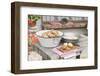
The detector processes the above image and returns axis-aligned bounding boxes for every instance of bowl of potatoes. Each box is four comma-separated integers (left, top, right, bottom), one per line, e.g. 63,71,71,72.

36,30,63,47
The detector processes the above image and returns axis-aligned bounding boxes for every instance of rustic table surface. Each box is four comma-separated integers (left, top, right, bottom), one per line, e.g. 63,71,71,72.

34,34,88,60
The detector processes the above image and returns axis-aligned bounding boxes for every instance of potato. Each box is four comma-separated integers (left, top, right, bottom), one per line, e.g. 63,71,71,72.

68,43,74,48
42,30,60,38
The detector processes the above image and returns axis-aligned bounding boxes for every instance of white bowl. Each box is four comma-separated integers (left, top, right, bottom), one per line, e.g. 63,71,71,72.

62,32,79,43
36,30,63,47
63,32,79,39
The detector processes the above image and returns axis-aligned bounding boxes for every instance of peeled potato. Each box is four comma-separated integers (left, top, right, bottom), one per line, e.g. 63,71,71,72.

68,43,73,48
42,30,60,38
51,31,59,36
63,43,68,46
59,42,75,53
42,33,48,38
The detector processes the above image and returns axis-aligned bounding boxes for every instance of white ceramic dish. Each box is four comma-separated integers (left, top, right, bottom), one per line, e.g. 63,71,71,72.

36,30,63,47
62,32,79,43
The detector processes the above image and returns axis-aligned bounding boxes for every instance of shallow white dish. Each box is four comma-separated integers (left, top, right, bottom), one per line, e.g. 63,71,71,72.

62,32,79,43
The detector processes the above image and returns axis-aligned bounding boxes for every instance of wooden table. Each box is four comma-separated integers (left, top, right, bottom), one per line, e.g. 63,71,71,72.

34,34,88,60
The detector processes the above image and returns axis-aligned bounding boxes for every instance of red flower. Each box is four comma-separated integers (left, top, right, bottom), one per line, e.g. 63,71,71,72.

28,19,36,27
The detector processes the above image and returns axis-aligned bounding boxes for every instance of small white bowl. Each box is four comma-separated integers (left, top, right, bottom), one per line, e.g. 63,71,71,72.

62,32,79,43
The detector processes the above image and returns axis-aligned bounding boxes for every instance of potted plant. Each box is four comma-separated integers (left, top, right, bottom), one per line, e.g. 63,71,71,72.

28,15,41,27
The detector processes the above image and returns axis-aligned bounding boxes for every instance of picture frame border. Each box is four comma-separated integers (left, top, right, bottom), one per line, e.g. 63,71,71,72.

11,1,98,74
